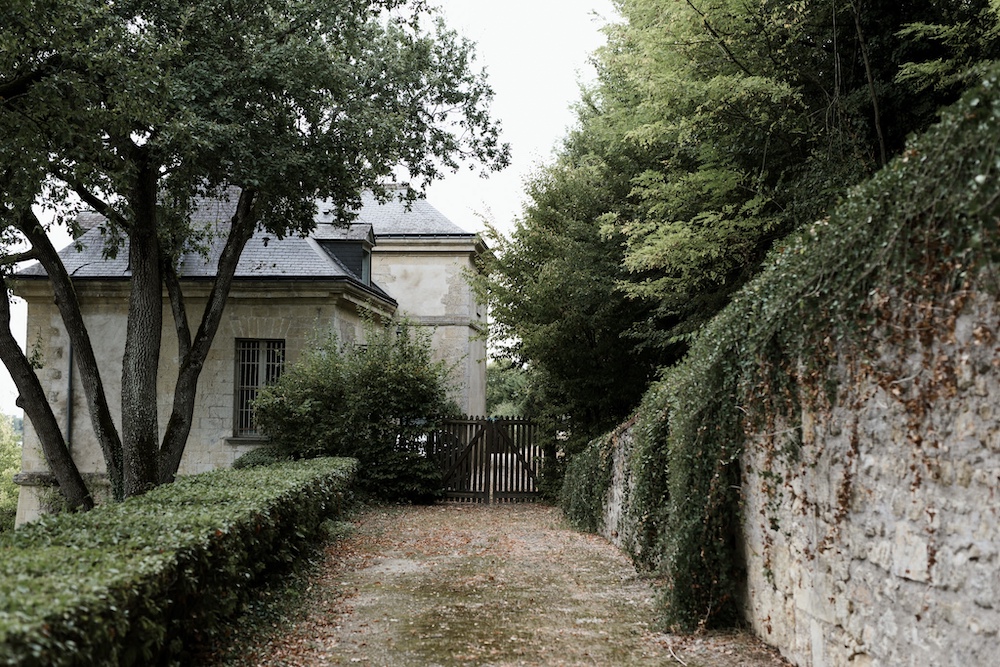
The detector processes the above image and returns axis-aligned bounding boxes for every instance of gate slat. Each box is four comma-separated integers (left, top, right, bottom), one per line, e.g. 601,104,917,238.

433,416,542,504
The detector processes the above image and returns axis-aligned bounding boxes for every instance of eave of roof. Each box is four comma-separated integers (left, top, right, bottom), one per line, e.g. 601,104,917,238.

16,190,476,286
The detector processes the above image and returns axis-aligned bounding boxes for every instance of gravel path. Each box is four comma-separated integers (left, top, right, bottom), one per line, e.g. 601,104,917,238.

210,503,791,667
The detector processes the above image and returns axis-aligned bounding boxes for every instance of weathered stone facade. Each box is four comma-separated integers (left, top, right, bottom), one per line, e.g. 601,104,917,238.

740,291,1000,666
14,280,386,524
371,235,487,416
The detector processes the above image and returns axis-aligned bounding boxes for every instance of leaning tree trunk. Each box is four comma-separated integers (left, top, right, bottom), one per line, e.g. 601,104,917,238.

120,163,163,497
16,210,125,500
158,188,258,484
0,276,93,511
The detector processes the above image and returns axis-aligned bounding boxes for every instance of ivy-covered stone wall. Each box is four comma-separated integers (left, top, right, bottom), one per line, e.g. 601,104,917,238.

579,290,999,665
561,66,1000,662
742,291,999,666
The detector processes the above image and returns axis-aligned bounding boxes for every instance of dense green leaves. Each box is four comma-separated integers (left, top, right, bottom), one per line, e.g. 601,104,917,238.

254,321,458,501
482,0,1000,479
485,359,530,417
1,0,509,229
0,458,356,666
478,144,678,452
603,0,1000,332
565,66,1000,629
0,416,19,533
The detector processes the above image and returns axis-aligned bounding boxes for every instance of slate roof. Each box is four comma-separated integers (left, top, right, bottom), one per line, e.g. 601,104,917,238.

18,192,472,298
341,191,473,237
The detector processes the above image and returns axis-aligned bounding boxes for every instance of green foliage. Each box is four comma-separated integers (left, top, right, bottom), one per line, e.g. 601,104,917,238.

603,0,1000,337
560,431,617,534
0,416,19,534
254,321,459,502
485,359,530,417
618,382,672,564
604,70,1000,629
231,445,293,470
481,1,1000,462
477,149,678,452
0,457,356,666
0,0,509,229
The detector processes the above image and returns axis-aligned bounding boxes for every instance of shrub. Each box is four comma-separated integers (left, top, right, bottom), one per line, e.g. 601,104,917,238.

232,444,293,469
0,416,21,534
0,457,356,666
560,433,616,534
254,320,459,501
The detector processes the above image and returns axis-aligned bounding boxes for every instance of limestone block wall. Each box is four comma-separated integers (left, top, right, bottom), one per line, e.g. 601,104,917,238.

15,281,380,524
372,238,487,415
741,292,999,666
372,248,478,320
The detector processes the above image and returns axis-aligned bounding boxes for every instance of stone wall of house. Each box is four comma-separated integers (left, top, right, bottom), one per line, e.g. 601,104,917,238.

372,238,487,415
15,282,377,524
595,291,999,666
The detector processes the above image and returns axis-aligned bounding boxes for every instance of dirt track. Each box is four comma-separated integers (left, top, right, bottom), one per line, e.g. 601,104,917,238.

209,504,791,667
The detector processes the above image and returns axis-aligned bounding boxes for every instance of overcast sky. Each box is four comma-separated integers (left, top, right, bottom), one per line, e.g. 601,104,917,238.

425,0,618,234
0,1,617,416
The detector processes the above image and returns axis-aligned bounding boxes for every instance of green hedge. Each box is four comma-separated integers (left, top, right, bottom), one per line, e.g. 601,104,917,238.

0,457,356,666
560,431,617,534
561,66,1000,629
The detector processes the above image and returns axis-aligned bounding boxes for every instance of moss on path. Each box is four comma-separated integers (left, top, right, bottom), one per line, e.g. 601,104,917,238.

207,504,790,666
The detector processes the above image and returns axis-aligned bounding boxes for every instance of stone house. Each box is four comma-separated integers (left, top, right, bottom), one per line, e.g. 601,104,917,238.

13,192,487,524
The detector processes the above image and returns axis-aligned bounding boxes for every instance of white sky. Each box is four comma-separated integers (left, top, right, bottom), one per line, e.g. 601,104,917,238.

425,0,617,233
0,0,617,416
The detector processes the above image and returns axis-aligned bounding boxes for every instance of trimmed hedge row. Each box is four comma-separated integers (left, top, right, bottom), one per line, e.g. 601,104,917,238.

0,457,356,666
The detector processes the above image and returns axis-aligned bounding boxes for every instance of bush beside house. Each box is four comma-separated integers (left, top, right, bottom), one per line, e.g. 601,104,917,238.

254,321,459,502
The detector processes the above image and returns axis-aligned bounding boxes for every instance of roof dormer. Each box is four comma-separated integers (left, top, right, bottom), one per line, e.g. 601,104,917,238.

314,222,375,286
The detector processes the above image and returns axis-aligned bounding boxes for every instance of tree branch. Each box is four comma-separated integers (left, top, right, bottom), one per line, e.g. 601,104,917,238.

850,0,887,167
158,187,259,482
0,272,94,511
67,178,129,229
0,249,38,266
16,207,125,498
0,55,63,102
685,0,755,78
162,254,193,361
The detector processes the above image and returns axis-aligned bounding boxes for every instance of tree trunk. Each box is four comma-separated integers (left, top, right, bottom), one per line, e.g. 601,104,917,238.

158,188,258,483
16,211,125,500
121,162,163,497
851,0,887,167
0,276,93,511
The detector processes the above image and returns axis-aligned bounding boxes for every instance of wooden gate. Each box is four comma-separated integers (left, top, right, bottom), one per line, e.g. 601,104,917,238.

428,417,542,503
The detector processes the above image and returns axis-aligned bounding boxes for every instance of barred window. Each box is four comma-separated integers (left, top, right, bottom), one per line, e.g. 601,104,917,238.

234,339,285,437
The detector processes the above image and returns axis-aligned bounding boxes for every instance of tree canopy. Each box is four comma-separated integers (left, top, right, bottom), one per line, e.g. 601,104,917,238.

0,0,508,507
481,0,1000,444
